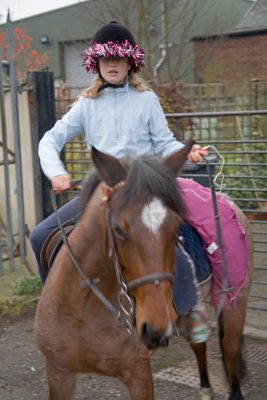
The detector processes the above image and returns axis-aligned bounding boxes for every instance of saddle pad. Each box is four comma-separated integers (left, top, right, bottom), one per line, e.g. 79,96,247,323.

177,177,249,309
179,223,211,283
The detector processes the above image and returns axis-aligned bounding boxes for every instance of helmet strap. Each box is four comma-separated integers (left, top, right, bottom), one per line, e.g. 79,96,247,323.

98,76,128,93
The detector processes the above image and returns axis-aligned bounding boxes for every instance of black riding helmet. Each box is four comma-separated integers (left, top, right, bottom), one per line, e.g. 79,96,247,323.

82,21,145,74
94,21,136,45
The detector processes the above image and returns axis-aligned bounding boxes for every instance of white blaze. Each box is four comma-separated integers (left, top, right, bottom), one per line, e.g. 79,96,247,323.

141,198,167,234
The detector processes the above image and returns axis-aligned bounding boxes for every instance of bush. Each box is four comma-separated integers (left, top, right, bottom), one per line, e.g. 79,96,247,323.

13,276,42,296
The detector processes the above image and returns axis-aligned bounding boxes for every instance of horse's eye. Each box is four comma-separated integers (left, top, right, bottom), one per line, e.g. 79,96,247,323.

113,224,125,239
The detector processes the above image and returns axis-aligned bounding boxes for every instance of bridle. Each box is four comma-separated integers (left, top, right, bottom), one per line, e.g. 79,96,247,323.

50,182,174,333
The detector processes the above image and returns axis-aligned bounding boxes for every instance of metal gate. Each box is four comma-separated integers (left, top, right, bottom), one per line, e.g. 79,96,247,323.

0,11,56,275
173,109,267,327
54,84,267,325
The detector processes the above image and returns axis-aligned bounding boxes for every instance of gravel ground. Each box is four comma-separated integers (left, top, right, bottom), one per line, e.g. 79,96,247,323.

1,308,267,400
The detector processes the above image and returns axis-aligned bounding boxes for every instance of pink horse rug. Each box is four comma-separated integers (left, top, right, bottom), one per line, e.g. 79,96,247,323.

177,177,249,310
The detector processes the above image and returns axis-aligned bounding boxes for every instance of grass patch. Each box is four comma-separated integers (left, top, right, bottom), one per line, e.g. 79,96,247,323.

13,276,42,296
0,261,41,319
0,295,39,319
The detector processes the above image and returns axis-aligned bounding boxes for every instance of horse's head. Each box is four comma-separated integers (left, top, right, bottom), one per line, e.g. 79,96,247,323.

91,142,193,350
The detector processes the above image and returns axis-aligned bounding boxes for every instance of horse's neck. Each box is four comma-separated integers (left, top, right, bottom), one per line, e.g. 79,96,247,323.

54,198,116,295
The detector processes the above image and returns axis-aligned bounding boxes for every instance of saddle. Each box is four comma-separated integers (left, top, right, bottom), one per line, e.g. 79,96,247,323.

40,219,76,277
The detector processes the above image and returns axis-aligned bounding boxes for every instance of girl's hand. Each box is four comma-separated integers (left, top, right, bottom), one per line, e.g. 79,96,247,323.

51,174,71,193
188,145,208,163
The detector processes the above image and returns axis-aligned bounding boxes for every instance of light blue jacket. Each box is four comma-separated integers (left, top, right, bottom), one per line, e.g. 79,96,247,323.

39,83,184,179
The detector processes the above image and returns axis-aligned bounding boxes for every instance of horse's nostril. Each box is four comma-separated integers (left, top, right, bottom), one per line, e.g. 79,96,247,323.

140,321,175,350
141,323,162,349
140,322,149,339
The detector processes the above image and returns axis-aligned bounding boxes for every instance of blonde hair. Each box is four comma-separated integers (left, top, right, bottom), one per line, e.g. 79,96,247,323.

77,71,151,100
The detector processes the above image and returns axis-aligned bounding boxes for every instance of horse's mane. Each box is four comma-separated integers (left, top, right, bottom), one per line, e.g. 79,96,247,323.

81,156,185,216
119,157,185,214
80,170,101,212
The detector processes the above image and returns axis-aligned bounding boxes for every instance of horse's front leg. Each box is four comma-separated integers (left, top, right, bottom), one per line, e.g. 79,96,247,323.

190,341,214,400
121,356,154,400
46,360,76,400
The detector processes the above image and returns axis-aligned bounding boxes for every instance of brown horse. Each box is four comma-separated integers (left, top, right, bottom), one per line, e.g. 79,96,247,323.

180,193,254,400
34,142,193,400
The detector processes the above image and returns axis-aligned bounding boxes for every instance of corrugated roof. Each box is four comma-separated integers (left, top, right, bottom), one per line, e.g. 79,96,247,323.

236,0,267,30
192,0,267,40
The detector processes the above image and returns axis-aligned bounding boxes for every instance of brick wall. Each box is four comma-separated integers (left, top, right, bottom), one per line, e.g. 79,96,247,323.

193,32,267,83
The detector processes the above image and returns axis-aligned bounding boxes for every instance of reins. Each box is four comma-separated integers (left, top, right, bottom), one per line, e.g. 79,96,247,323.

50,182,174,334
205,156,232,315
50,189,134,333
50,152,229,332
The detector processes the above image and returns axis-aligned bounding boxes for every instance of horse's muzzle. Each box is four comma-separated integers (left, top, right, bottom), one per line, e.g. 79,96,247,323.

140,321,176,350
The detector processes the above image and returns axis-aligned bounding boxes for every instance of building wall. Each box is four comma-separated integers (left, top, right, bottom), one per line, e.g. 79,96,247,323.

1,2,97,79
193,32,267,83
1,0,253,84
157,0,252,82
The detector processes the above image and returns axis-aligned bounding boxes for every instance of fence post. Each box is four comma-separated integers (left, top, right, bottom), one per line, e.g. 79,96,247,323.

6,11,26,263
27,71,56,221
0,56,15,273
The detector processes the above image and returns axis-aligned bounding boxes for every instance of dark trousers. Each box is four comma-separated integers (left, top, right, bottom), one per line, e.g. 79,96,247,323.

29,196,81,284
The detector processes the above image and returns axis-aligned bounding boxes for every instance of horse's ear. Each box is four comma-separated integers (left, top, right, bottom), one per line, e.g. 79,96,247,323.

163,140,195,176
91,146,126,187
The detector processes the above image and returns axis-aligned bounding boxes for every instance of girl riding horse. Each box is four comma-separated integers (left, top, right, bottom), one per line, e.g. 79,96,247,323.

30,21,208,285
31,20,251,400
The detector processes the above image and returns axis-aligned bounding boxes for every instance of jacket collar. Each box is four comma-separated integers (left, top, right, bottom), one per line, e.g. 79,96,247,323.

100,81,129,94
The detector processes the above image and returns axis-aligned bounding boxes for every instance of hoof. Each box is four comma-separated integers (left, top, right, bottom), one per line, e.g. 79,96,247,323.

199,387,214,400
229,393,245,400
